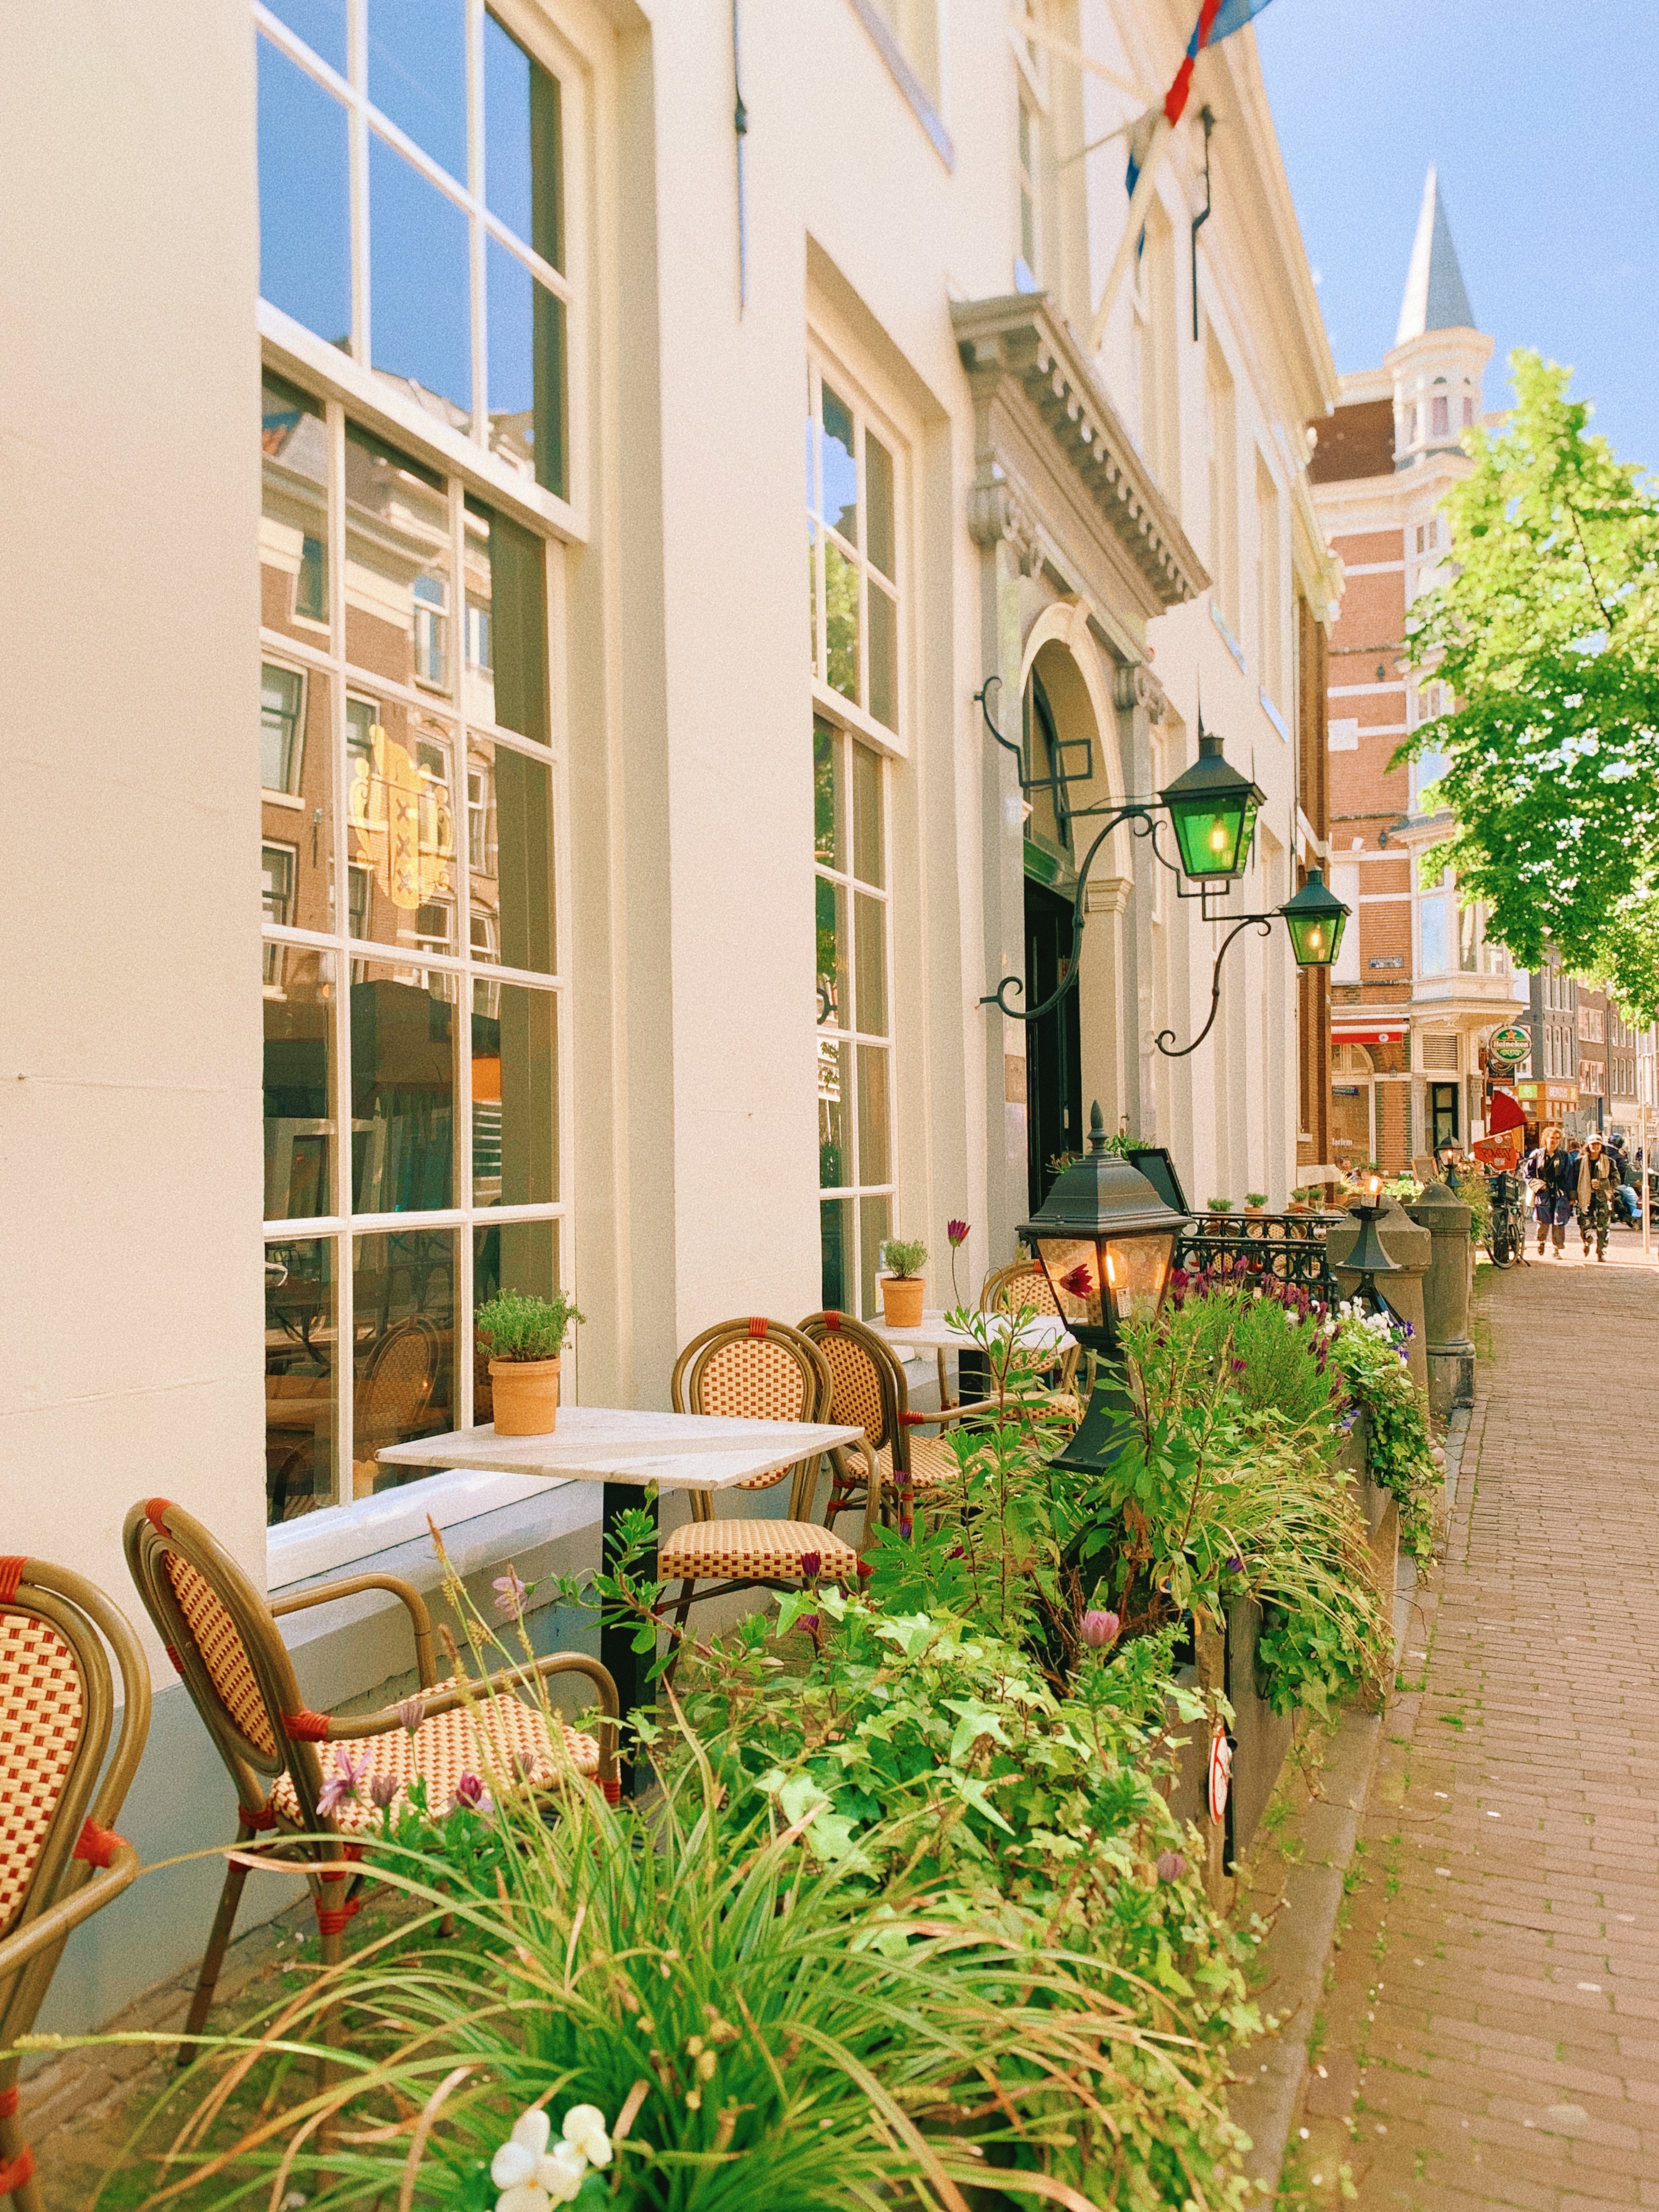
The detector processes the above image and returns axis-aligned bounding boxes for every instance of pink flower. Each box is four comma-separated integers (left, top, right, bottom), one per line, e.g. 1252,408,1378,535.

397,1695,426,1734
493,1567,529,1620
370,1771,398,1811
449,1773,493,1816
1081,1609,1120,1649
1059,1263,1094,1302
1156,1849,1187,1884
317,1748,364,1819
946,1219,970,1248
799,1551,822,1581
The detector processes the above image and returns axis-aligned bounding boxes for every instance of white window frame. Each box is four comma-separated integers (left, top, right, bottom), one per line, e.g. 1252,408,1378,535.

253,0,589,539
806,351,908,755
261,351,574,1528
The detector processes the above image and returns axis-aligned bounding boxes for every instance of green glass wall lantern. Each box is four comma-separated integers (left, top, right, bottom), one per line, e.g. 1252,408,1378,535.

1278,868,1348,969
1158,731,1266,883
1018,1103,1190,1473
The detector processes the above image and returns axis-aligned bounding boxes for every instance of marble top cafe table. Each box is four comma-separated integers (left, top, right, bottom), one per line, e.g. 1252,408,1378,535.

378,1404,865,1792
864,1307,1075,1404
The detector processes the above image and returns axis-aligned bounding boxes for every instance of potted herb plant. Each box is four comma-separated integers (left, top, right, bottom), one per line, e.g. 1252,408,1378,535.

878,1238,928,1329
476,1289,584,1436
1205,1197,1234,1232
1244,1191,1268,1216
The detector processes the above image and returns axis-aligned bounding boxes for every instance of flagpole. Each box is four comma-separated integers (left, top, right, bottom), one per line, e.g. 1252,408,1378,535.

1088,118,1171,353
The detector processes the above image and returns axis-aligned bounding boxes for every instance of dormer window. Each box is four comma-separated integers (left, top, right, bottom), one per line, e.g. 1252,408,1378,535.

1430,391,1449,439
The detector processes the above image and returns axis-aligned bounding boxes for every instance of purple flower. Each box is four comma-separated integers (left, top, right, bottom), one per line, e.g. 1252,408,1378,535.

1226,1555,1243,1575
1059,1263,1094,1301
397,1695,426,1734
799,1614,821,1637
946,1218,970,1248
1081,1609,1120,1649
1232,1358,1248,1373
370,1771,398,1811
493,1567,529,1621
449,1772,493,1817
799,1551,822,1581
317,1748,364,1819
1156,1850,1187,1884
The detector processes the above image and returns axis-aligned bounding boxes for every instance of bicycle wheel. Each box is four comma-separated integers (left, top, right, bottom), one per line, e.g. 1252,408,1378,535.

1489,1212,1520,1268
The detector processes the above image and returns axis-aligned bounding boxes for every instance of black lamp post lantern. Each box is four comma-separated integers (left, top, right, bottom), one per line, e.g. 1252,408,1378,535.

975,679,1348,1054
1342,1177,1406,1324
1019,1102,1190,1474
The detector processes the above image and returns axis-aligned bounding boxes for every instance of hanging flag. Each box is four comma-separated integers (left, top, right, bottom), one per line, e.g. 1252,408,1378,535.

1126,0,1276,194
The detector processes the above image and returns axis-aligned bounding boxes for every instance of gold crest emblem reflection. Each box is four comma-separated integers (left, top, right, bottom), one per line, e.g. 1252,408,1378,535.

348,723,454,912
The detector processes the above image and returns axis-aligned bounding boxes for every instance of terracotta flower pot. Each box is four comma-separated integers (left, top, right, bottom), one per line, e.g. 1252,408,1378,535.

880,1275,925,1329
489,1354,561,1436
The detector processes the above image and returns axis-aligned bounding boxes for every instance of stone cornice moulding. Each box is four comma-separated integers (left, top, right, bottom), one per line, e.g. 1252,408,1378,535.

952,292,1208,616
1113,662,1169,723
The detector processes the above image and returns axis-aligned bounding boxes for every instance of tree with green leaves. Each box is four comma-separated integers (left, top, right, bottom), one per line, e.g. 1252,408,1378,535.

1398,350,1659,1020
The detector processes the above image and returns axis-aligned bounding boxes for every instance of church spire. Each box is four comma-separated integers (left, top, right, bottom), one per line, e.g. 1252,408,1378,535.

1395,166,1476,345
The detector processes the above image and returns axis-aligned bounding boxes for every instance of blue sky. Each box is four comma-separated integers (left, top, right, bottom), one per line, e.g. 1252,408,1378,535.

1255,0,1659,473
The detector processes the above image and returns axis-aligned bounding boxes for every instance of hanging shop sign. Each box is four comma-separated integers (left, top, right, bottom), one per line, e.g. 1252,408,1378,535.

1488,1024,1532,1065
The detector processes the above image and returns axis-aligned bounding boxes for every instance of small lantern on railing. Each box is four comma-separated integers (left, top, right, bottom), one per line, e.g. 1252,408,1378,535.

1018,1102,1189,1472
1343,1175,1406,1324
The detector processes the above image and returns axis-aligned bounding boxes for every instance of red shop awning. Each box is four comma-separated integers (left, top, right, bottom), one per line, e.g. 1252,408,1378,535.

1332,1024,1406,1043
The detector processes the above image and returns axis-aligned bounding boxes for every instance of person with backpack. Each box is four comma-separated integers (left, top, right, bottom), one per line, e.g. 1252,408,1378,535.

1576,1131,1622,1262
1524,1125,1575,1258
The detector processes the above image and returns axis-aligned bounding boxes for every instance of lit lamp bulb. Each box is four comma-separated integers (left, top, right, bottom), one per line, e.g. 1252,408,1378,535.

1208,821,1228,854
1367,1173,1382,1197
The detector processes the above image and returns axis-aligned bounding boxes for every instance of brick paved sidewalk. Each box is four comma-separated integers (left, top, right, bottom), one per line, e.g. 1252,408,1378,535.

1284,1240,1659,2209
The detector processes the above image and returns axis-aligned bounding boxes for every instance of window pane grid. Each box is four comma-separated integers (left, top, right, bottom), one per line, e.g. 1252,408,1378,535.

255,0,571,499
814,716,894,1314
806,361,900,737
264,366,565,1525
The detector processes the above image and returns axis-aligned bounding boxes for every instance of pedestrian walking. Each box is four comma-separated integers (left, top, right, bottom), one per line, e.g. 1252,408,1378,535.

1524,1125,1575,1257
1577,1131,1621,1261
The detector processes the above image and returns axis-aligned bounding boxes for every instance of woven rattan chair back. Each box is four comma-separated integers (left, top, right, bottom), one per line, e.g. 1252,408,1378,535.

124,1499,329,1823
0,1558,150,2205
670,1319,834,1521
980,1260,1063,1319
797,1311,900,1452
357,1315,441,1448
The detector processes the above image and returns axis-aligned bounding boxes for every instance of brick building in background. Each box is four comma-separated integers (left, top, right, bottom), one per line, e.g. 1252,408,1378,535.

1307,169,1528,1173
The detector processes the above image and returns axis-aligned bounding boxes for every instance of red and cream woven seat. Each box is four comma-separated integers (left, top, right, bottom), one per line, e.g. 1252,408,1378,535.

799,1311,997,1538
0,1557,150,2212
658,1319,875,1652
124,1499,617,2058
980,1261,1082,1395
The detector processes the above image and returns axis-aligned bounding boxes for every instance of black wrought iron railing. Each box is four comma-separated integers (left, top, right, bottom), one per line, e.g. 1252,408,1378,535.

1173,1211,1341,1301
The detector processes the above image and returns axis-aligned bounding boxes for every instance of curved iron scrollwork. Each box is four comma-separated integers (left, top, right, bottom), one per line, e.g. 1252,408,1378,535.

1154,915,1275,1060
979,810,1159,1023
1175,1212,1339,1301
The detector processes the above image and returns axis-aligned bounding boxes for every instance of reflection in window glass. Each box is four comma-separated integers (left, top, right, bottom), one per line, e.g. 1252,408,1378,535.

368,135,472,419
816,877,846,1029
266,1238,337,1523
858,1194,890,1325
352,1229,456,1494
854,893,886,1036
473,1217,557,1424
368,0,468,180
823,540,859,703
820,386,857,543
812,718,844,867
481,743,556,973
262,665,306,794
261,374,330,645
263,844,296,936
817,1036,847,1191
484,11,562,267
472,980,556,1205
486,237,567,497
351,966,456,1212
265,949,336,1220
257,38,351,348
1419,894,1449,977
346,702,458,956
464,497,549,741
857,1047,891,1185
867,585,897,732
345,422,452,688
866,433,895,579
852,743,884,889
820,1198,851,1311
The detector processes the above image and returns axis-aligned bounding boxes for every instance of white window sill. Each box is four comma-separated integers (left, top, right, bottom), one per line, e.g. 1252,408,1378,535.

267,1464,593,1592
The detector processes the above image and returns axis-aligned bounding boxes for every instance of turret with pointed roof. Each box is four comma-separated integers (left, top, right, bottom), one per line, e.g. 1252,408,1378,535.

1396,166,1476,344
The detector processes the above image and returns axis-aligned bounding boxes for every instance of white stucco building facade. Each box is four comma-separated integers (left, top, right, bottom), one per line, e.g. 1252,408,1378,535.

2,0,1338,2029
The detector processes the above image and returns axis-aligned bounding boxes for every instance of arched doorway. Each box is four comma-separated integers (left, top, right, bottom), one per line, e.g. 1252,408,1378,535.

1023,665,1082,1212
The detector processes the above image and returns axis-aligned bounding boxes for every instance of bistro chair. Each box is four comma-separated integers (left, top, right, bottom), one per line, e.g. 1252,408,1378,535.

0,1558,151,2211
799,1310,1001,1538
123,1499,617,2057
980,1260,1082,1396
658,1318,877,1643
351,1314,444,1498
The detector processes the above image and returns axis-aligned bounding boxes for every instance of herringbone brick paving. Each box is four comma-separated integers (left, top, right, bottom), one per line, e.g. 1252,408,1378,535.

1288,1240,1659,2208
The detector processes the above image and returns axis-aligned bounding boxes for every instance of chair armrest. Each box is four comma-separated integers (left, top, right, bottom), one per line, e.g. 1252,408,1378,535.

270,1572,437,1688
318,1654,620,1799
0,1846,139,1979
915,1396,1003,1427
840,1437,879,1547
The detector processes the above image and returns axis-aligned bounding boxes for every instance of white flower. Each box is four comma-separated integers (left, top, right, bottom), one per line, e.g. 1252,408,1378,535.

541,2142,589,2204
492,2109,551,2190
495,2190,550,2212
562,2105,613,2168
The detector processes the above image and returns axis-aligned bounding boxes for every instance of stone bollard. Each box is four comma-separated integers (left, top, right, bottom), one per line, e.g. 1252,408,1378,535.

1325,1195,1431,1396
1404,1180,1476,1415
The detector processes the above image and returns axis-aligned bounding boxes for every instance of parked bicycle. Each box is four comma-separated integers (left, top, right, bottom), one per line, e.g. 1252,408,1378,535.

1485,1167,1526,1268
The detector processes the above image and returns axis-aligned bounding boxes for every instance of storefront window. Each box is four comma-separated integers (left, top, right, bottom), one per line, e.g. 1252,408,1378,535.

261,363,566,1525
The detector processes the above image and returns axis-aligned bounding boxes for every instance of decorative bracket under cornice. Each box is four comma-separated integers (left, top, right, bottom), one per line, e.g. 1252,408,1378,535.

952,292,1208,614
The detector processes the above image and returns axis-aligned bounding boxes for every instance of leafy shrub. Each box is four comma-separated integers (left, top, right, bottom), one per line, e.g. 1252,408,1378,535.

879,1236,927,1278
475,1288,584,1361
1328,1306,1441,1563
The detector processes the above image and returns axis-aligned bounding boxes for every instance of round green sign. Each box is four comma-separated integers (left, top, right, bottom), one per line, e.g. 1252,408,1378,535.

1488,1024,1531,1064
